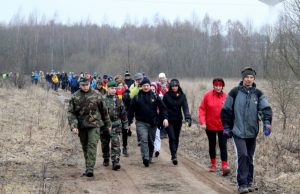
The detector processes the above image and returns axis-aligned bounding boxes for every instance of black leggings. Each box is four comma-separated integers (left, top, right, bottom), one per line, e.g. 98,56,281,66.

205,130,227,161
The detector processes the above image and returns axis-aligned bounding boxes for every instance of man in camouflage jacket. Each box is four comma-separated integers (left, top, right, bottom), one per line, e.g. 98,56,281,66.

103,81,129,170
68,77,111,177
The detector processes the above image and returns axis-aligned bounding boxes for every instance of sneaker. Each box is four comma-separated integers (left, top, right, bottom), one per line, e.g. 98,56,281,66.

103,158,109,167
238,186,249,194
247,183,256,192
86,169,94,177
112,160,121,171
172,158,178,165
123,147,129,157
209,165,216,172
143,159,149,167
222,166,231,176
155,151,160,157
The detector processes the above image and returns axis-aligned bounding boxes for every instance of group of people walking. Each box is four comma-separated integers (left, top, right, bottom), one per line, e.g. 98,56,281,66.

67,67,272,194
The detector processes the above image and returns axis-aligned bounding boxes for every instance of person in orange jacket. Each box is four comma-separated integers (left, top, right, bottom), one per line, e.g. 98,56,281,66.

198,78,230,176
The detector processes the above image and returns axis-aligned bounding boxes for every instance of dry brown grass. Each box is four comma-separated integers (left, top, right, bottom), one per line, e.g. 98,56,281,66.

178,78,300,193
0,85,79,194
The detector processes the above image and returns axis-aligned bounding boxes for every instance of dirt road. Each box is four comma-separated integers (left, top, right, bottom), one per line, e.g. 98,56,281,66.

57,134,235,194
54,92,235,194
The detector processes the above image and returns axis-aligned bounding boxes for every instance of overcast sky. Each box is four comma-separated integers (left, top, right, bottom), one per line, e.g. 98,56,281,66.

1,0,284,28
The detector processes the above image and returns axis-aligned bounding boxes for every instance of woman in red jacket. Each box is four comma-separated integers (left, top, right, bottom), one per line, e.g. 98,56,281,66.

198,78,230,176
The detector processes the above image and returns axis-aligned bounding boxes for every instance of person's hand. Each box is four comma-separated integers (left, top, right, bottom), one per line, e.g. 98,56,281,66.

163,119,169,128
127,127,132,136
72,128,79,135
200,124,206,130
223,128,232,139
263,124,272,136
186,119,192,127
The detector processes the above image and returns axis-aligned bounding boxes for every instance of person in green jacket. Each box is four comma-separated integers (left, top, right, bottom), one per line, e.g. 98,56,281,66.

68,77,111,177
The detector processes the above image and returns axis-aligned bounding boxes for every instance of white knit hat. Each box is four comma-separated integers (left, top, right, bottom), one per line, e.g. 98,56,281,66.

158,72,166,78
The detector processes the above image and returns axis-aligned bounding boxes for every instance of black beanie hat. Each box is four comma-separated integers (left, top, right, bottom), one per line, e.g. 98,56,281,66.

169,79,180,87
140,77,151,85
241,67,256,79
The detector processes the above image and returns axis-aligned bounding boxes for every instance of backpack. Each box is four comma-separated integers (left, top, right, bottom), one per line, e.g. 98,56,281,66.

52,75,59,84
230,86,262,106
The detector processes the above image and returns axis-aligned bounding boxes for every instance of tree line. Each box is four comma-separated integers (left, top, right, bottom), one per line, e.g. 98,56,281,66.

0,1,299,80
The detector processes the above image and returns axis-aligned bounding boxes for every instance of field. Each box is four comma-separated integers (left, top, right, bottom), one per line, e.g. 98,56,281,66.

0,78,299,193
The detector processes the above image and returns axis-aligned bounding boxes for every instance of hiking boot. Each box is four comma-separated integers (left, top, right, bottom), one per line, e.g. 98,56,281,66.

86,169,94,177
238,186,249,194
112,160,121,171
155,151,160,157
103,158,109,167
222,166,231,176
81,170,88,177
172,157,178,165
247,183,256,192
221,161,230,176
143,159,149,167
209,159,216,172
122,147,129,157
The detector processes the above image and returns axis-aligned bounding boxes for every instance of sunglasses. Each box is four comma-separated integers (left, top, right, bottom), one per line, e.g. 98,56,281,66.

80,83,89,86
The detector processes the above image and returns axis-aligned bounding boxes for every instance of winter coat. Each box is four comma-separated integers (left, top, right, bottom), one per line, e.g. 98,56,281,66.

221,82,272,138
163,88,191,122
68,89,111,130
199,90,227,130
128,90,168,127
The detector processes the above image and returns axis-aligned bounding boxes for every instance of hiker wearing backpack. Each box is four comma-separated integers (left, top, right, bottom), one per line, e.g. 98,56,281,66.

128,77,168,167
221,67,272,194
163,79,192,165
51,73,60,91
68,77,111,177
102,81,129,170
199,78,230,176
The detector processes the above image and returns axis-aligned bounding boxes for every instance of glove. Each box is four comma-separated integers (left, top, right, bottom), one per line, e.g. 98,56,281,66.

263,123,272,136
127,128,132,136
200,124,206,130
186,119,192,127
223,128,233,139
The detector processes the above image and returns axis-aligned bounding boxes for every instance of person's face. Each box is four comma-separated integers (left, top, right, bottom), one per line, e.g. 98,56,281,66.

108,87,116,95
117,83,123,89
142,83,151,92
243,75,255,87
125,75,130,79
150,86,156,93
80,82,90,92
96,82,102,89
171,85,179,92
135,78,142,85
213,85,223,93
159,77,166,82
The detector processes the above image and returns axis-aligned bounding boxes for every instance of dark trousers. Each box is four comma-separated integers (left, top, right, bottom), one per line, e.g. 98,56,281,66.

205,130,228,161
122,128,128,148
165,120,182,159
233,136,256,187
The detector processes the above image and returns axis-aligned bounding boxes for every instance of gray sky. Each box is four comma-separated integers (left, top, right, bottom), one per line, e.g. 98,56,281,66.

1,0,284,28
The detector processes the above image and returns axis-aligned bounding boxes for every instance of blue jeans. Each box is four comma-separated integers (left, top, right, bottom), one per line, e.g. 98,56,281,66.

136,121,156,161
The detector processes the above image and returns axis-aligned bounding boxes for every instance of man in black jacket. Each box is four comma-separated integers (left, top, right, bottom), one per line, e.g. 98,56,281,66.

128,77,169,167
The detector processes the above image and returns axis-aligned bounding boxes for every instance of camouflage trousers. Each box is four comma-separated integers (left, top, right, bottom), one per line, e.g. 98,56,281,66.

79,128,100,170
100,126,121,162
